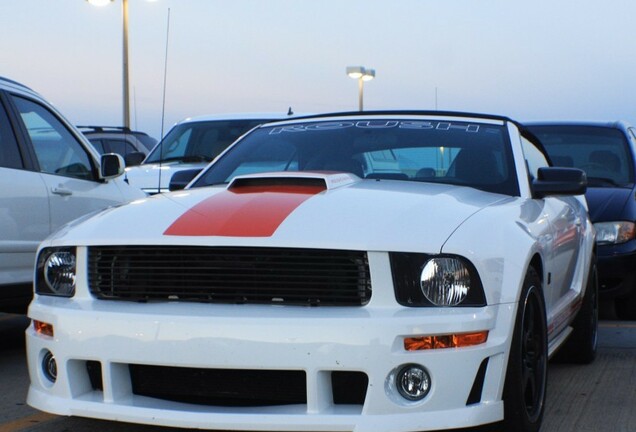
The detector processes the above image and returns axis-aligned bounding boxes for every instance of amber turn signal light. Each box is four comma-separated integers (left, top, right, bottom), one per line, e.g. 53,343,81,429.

404,331,488,351
33,320,54,337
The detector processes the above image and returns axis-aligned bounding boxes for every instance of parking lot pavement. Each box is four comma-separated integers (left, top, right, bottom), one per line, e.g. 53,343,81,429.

1,314,635,432
543,321,636,432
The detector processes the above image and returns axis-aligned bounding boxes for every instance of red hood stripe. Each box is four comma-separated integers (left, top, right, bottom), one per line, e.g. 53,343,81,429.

164,185,325,237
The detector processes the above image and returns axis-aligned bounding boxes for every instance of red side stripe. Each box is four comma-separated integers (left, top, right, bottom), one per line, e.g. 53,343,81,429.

164,185,325,237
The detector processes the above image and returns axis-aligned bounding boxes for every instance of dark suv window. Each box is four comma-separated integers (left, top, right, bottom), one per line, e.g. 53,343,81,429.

528,125,635,187
89,138,137,156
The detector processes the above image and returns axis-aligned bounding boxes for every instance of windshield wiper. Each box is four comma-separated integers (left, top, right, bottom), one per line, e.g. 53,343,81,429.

147,155,213,164
180,155,213,163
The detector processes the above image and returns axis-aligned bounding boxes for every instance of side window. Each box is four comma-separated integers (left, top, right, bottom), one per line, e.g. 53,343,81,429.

88,138,106,153
520,137,549,180
103,138,136,156
11,95,95,181
0,99,23,169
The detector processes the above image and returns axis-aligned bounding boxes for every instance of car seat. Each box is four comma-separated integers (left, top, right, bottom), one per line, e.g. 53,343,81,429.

452,148,501,184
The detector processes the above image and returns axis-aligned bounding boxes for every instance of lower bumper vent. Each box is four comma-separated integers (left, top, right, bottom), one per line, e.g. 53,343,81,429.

129,365,307,406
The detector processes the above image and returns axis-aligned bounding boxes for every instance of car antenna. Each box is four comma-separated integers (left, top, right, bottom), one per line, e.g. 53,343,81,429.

158,7,171,195
287,107,294,116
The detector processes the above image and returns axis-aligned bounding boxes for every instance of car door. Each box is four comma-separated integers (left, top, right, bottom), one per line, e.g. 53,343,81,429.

521,137,583,311
8,94,128,232
0,95,50,287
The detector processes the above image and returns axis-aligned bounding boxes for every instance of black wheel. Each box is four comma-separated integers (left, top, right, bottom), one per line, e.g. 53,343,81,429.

553,259,598,364
502,267,548,432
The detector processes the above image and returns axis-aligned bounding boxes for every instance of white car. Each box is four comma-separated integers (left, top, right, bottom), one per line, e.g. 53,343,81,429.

26,112,597,432
0,77,146,313
125,113,293,194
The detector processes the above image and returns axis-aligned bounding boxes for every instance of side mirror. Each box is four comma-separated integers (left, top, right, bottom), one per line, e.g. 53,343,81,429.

124,152,146,167
169,168,203,191
100,153,125,180
532,167,587,199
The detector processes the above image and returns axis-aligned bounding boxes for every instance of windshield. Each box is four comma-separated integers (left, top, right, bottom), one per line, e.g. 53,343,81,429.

191,118,519,196
144,119,269,164
528,125,635,187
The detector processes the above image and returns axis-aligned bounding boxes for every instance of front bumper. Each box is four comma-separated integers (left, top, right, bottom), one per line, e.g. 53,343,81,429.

27,299,514,432
597,240,636,299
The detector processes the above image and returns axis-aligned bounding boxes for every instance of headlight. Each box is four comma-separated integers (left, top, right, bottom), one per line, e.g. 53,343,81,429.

36,247,77,297
390,253,486,307
594,221,635,245
420,258,470,306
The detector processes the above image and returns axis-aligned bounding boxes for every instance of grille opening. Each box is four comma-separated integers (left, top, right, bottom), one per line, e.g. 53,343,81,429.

88,246,371,306
86,361,103,391
129,365,307,407
466,358,489,405
331,371,368,405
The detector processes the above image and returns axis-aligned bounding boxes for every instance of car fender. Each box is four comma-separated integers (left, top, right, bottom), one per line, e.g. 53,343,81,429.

441,197,550,306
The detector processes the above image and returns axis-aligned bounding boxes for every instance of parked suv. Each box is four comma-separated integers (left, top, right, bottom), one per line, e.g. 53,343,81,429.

0,77,147,312
125,113,293,194
526,121,636,319
78,125,157,166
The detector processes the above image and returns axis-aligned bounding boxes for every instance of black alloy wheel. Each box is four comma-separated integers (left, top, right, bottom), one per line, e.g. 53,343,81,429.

503,267,548,432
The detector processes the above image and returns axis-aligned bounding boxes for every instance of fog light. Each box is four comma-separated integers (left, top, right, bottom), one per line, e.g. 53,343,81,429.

42,350,57,383
397,364,430,401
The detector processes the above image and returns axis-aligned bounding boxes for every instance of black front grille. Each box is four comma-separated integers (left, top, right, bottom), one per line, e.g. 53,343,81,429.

88,246,371,306
129,365,307,406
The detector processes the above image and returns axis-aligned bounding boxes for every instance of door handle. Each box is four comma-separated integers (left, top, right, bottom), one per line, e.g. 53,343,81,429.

51,186,73,196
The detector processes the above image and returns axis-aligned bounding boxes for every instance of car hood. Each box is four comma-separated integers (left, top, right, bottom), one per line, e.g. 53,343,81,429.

585,186,634,222
124,161,207,193
48,173,509,252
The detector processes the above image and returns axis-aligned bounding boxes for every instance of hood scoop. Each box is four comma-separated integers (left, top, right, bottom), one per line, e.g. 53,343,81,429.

228,171,360,192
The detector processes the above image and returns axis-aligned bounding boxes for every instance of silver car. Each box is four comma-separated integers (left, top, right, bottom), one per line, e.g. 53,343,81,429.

0,76,146,312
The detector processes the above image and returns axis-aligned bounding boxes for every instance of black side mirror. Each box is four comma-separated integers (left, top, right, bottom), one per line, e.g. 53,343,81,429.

100,153,125,180
169,168,203,191
124,152,146,167
532,167,587,198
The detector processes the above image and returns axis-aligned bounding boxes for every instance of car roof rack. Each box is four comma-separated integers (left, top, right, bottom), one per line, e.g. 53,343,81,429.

77,125,133,133
76,125,152,136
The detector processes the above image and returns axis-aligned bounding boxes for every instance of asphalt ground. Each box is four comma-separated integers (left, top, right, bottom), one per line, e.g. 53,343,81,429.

1,310,635,432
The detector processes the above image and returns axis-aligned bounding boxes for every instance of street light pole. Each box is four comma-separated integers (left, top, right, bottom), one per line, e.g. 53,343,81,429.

357,77,364,112
346,66,375,111
88,0,156,128
122,0,130,129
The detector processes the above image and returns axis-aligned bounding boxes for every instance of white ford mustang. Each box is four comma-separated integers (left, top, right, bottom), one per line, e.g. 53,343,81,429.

26,112,597,432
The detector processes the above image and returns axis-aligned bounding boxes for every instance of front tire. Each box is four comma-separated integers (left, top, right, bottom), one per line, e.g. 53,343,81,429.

502,267,548,432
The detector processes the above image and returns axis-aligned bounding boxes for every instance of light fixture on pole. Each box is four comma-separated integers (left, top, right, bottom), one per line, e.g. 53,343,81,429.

346,66,375,111
87,0,158,128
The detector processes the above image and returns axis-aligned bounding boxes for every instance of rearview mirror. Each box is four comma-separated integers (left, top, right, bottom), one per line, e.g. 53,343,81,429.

124,152,146,167
532,167,587,198
169,168,203,191
100,153,125,180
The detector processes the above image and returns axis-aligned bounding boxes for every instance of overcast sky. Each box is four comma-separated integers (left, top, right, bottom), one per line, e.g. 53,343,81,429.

1,0,635,140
